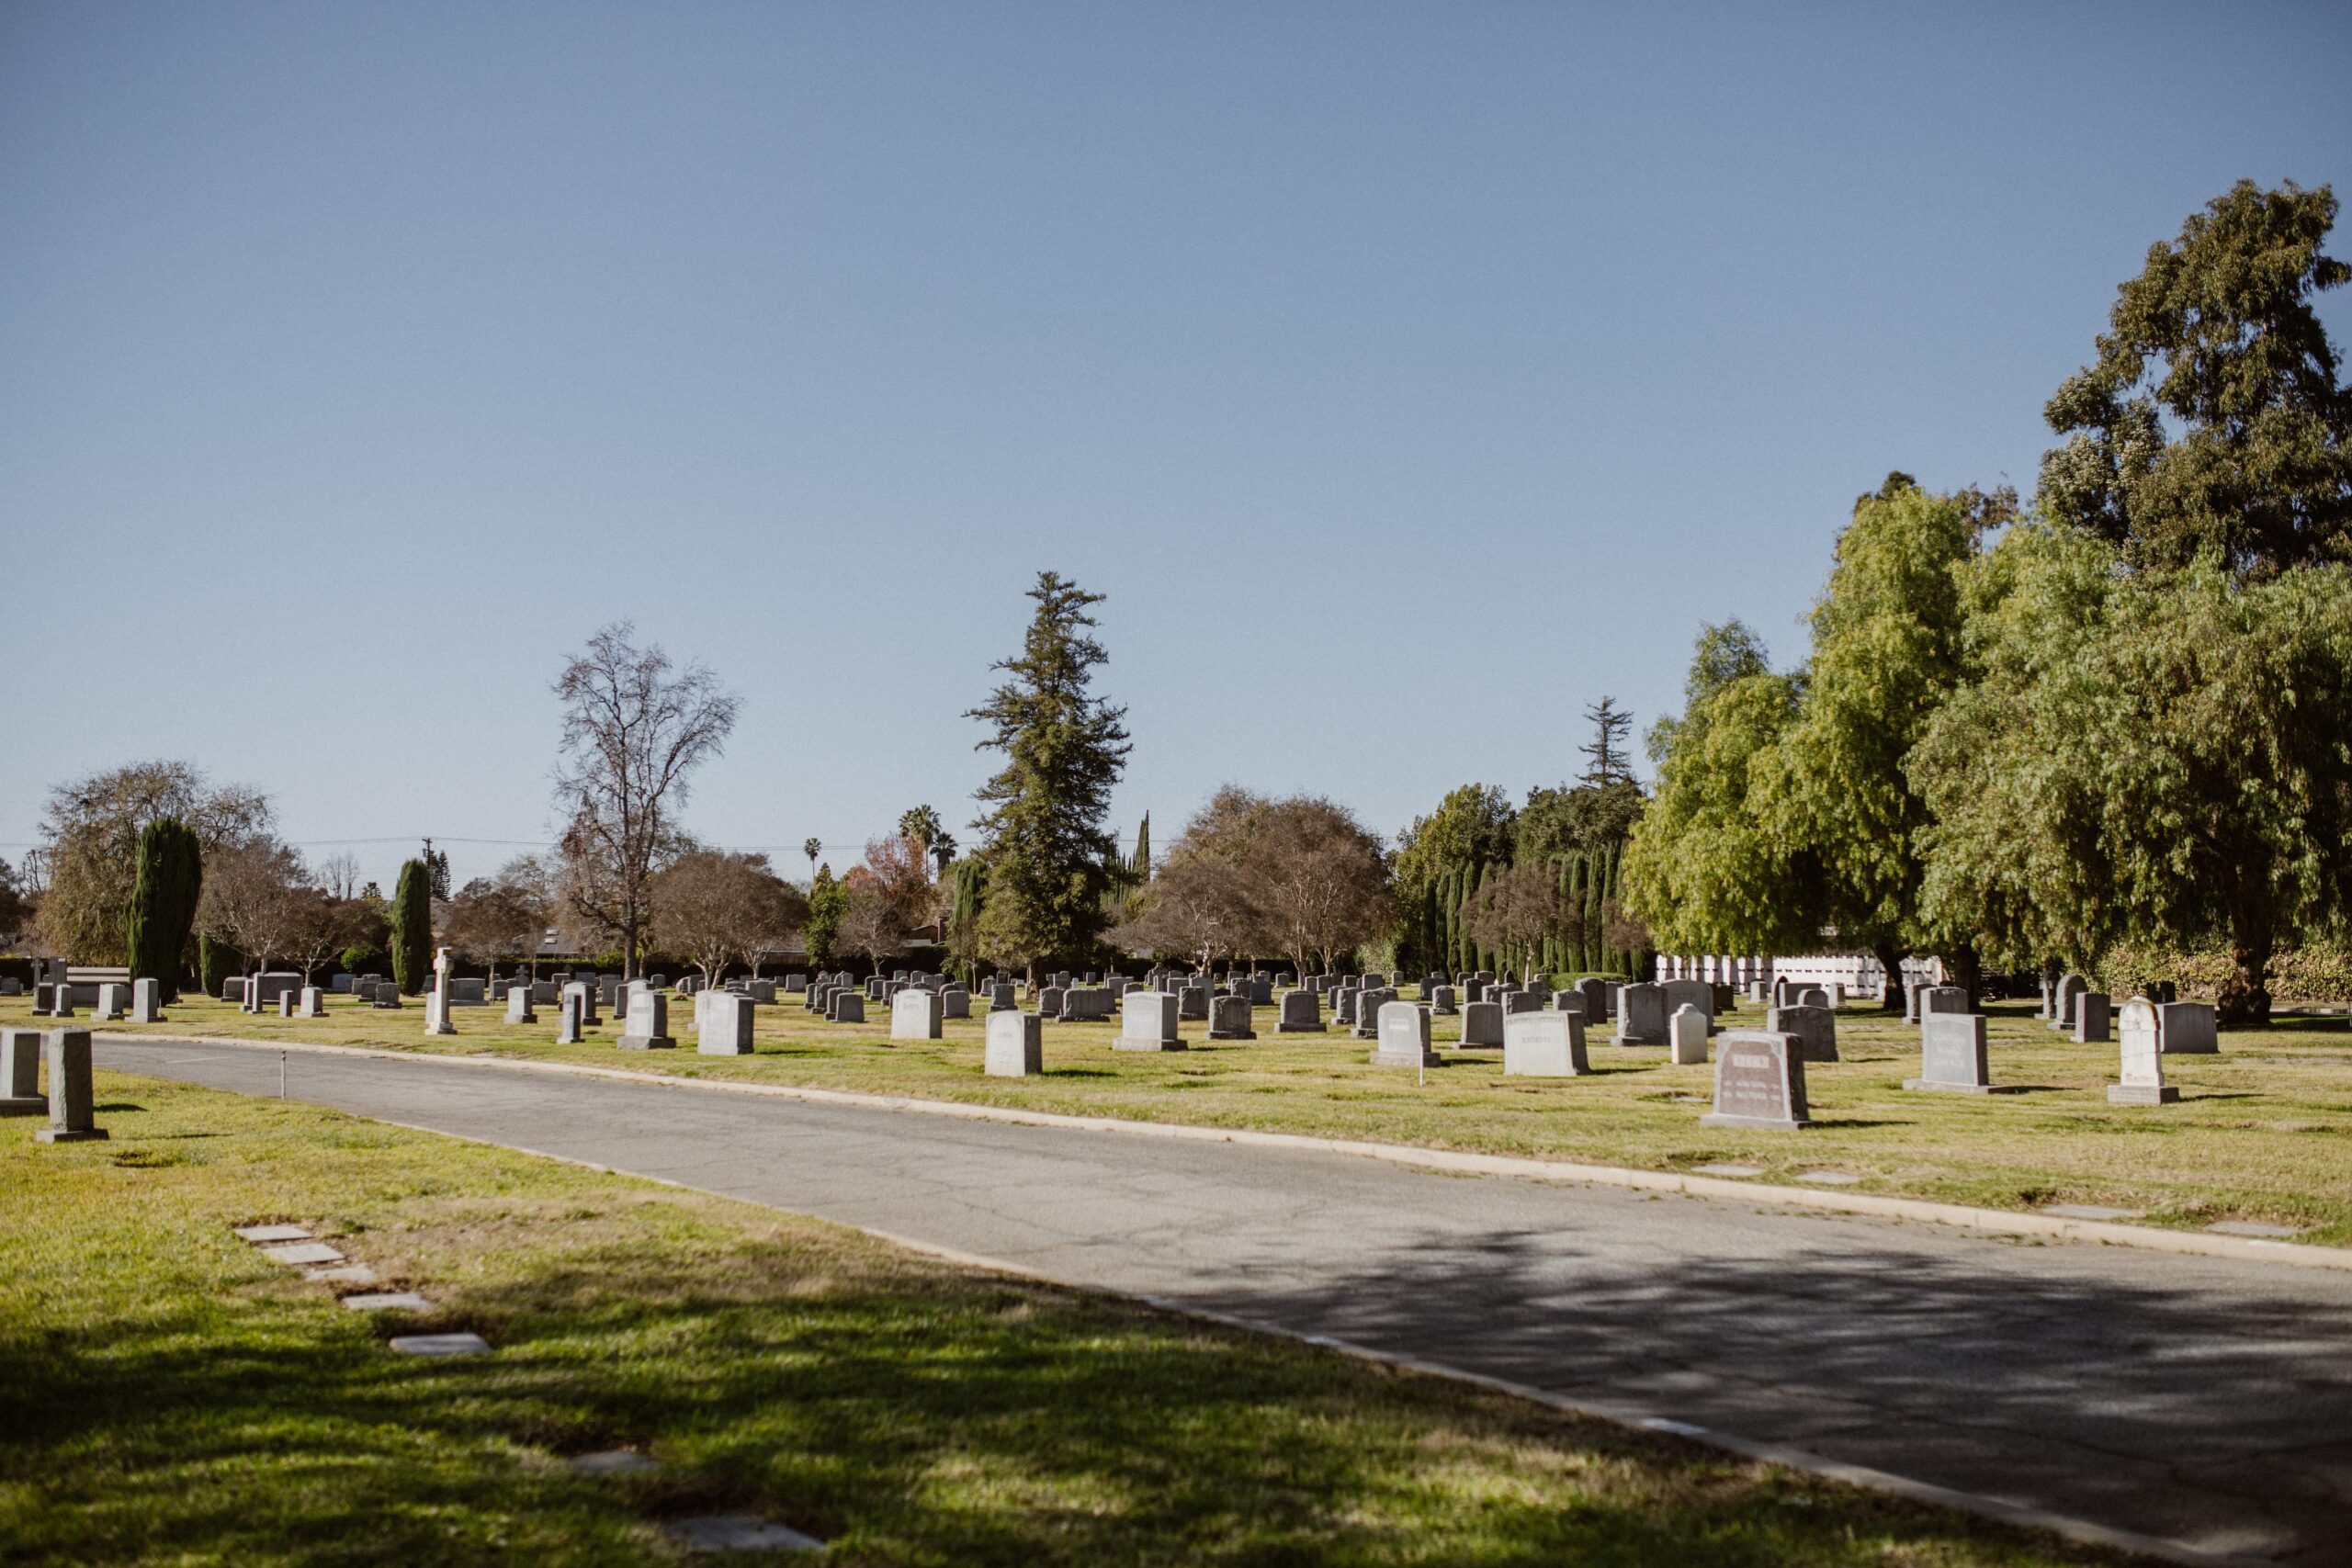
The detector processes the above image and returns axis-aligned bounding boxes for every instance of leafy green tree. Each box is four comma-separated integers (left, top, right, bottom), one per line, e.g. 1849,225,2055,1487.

1914,523,2352,1023
803,863,846,968
390,858,434,995
2041,179,2350,576
1394,784,1514,973
124,817,204,1000
1623,621,1819,956
966,572,1131,977
944,856,988,984
1776,478,2007,1005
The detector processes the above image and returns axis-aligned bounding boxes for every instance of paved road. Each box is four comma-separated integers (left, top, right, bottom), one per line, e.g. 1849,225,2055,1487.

96,1037,2352,1565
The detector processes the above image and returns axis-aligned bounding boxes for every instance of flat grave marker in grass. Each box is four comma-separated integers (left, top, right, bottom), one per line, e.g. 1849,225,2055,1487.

259,1240,345,1267
342,1291,433,1311
390,1331,492,1356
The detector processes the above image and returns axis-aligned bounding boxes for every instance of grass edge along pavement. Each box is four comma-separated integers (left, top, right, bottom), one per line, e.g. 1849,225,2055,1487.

94,1028,2352,1279
42,984,2352,1251
0,1072,2145,1568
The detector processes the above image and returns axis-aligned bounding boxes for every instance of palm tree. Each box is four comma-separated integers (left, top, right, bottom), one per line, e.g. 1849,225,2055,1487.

802,837,821,885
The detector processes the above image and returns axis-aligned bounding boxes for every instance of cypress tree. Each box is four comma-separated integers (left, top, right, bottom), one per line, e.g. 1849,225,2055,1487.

1579,850,1600,973
390,858,434,995
124,816,204,1002
198,933,240,998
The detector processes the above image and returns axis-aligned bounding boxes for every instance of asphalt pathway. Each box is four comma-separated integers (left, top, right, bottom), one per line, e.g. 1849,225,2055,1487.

95,1037,2352,1565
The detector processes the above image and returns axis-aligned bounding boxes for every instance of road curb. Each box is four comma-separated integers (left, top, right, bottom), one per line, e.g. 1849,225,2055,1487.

95,1029,2351,1273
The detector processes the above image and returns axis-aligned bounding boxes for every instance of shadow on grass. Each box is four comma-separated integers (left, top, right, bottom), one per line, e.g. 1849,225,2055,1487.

0,1222,2163,1568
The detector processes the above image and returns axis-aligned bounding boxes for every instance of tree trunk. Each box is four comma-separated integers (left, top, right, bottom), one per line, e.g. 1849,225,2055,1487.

1946,942,1983,1010
2215,890,2274,1027
1872,942,1905,1013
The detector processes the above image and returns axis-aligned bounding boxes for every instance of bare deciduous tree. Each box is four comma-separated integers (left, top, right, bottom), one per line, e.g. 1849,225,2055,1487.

318,851,363,900
835,884,908,978
551,624,739,979
651,851,808,987
197,840,314,976
1108,850,1260,972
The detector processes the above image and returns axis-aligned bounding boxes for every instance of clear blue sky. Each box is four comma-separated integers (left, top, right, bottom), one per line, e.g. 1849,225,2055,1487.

5,2,2347,891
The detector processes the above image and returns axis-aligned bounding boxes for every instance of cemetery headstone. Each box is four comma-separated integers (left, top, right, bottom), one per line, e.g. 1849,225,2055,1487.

1919,986,1969,1021
1117,991,1184,1051
1370,1000,1437,1067
1764,1003,1837,1063
1333,987,1359,1026
699,991,755,1054
1036,986,1067,1018
425,949,458,1036
2075,991,2111,1044
296,987,327,1019
130,978,164,1023
2109,998,2180,1104
984,1010,1044,1077
49,984,74,1019
557,989,585,1044
1458,999,1504,1048
1577,976,1610,1021
1061,987,1112,1022
2053,973,2088,1032
1352,987,1395,1039
92,983,126,1021
34,1029,107,1143
939,987,970,1021
2158,1001,2219,1055
618,987,677,1050
373,984,403,1010
1660,978,1713,1021
989,981,1018,1011
1275,989,1324,1033
1614,983,1668,1044
2,1029,45,1115
1906,1011,2016,1094
1503,1009,1588,1076
891,988,944,1041
1700,1030,1814,1130
564,981,599,1027
1428,984,1458,1015
505,986,536,1024
1177,984,1209,1021
1208,994,1255,1040
1668,1003,1708,1066
277,991,296,1018
828,991,865,1024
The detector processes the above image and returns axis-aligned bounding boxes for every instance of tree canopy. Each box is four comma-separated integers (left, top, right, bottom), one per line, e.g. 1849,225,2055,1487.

2041,179,2350,575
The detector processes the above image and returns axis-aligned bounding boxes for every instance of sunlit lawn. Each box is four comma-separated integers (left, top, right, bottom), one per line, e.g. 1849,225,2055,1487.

19,986,2352,1245
0,1074,2125,1566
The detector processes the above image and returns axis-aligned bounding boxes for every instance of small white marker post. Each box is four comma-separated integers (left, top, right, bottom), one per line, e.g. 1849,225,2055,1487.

279,1051,287,1100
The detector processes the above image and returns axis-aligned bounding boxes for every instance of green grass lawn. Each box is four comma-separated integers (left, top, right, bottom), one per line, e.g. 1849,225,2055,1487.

0,1073,2129,1566
20,987,2352,1245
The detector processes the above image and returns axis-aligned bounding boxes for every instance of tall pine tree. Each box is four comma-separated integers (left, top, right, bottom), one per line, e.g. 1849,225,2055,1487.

966,572,1132,977
390,858,434,995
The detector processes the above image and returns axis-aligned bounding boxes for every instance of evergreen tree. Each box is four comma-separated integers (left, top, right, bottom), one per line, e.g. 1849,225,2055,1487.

1579,698,1635,786
803,863,845,967
124,816,203,1001
1131,813,1151,884
2041,180,2350,576
966,572,1132,976
198,932,240,998
390,858,434,994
